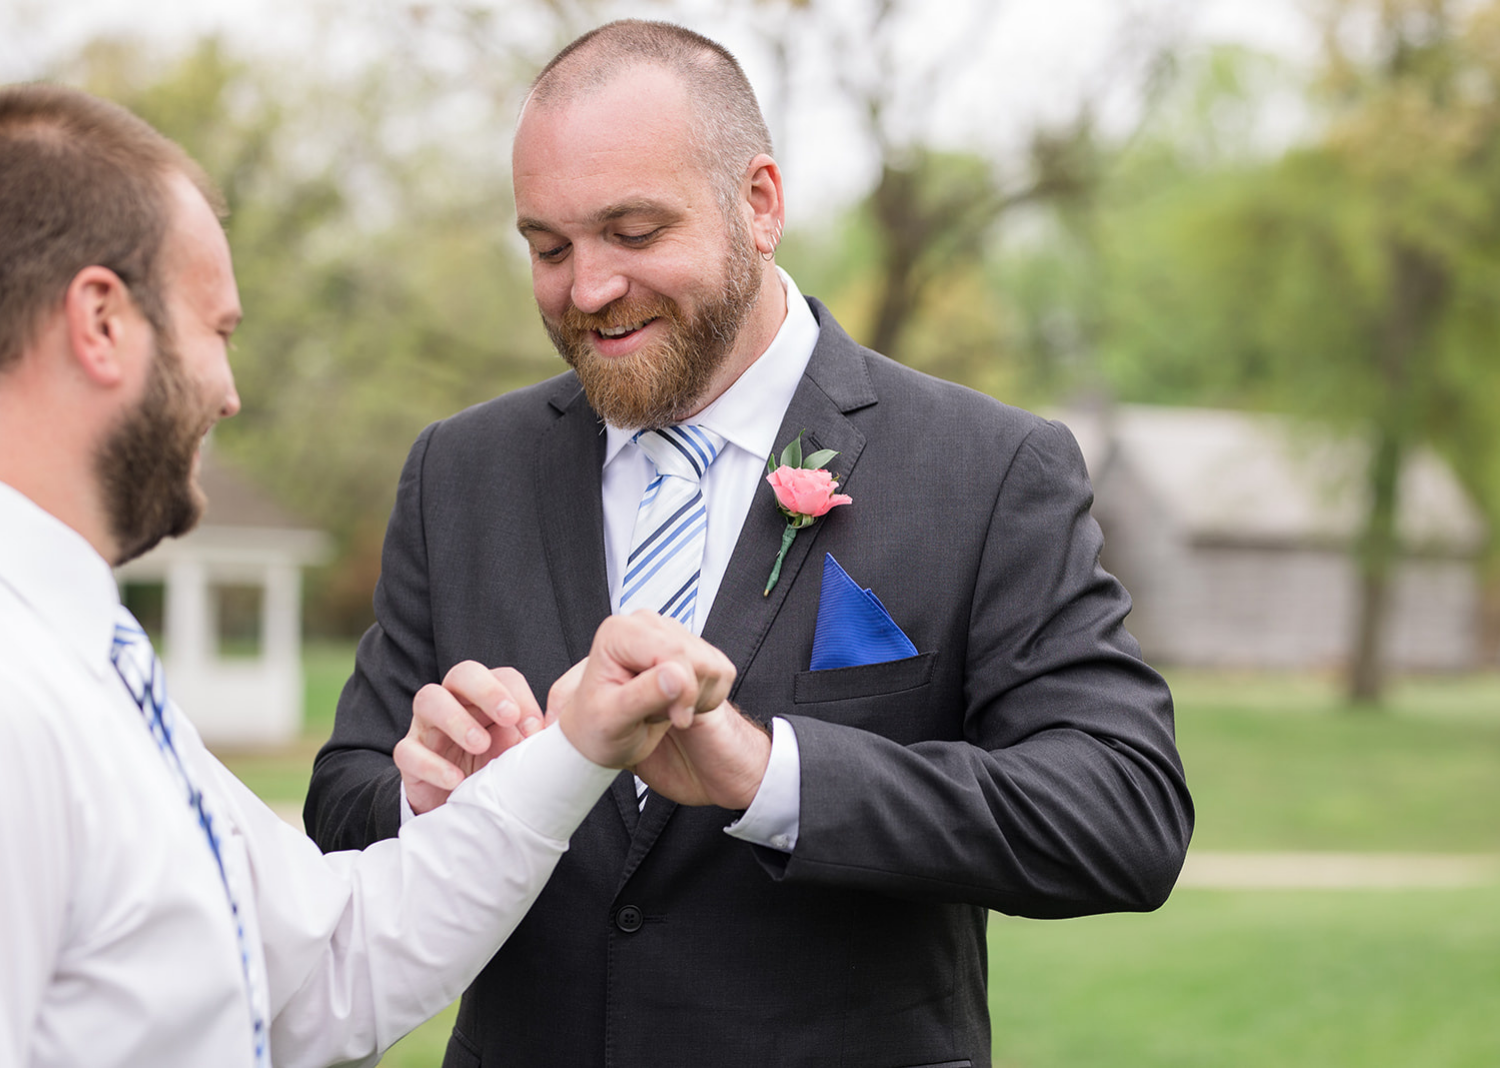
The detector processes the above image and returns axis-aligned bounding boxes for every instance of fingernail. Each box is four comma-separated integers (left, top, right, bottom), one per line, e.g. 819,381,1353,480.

658,668,683,699
445,767,463,789
465,727,488,751
496,700,518,722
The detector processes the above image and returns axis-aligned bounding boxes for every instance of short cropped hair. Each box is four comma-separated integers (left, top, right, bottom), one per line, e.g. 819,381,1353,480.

0,83,223,371
529,20,773,218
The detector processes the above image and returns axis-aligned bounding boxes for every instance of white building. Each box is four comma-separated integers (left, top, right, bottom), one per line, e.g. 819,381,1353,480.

115,453,329,746
1059,405,1487,672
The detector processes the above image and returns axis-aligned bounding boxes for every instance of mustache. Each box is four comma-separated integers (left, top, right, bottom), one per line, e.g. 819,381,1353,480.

560,295,678,334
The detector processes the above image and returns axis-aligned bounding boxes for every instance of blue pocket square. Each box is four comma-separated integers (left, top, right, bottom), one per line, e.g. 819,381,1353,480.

810,554,918,670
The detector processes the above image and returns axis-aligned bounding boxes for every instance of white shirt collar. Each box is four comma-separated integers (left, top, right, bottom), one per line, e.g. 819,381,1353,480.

0,480,119,677
603,269,820,466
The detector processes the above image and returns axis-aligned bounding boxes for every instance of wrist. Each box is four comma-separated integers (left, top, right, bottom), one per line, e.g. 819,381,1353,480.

727,705,773,809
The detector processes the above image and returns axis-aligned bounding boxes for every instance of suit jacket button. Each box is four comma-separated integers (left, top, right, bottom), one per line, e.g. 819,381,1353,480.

614,905,644,933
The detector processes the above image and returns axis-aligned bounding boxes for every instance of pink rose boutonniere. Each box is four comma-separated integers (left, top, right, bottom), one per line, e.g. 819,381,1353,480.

763,432,852,595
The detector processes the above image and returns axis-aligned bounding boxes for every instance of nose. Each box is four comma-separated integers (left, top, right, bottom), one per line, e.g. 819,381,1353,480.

219,373,241,419
569,246,629,314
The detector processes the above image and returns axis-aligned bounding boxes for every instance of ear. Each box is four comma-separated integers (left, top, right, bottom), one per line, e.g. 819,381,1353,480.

64,265,146,388
742,154,786,258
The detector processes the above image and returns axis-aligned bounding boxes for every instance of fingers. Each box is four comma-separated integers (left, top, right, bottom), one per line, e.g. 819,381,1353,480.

394,733,460,806
491,666,545,739
633,700,772,810
399,661,548,814
545,658,587,727
595,611,736,713
440,661,517,743
415,671,492,756
557,615,738,768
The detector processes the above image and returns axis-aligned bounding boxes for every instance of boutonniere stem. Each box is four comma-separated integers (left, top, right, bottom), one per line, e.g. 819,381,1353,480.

763,432,852,596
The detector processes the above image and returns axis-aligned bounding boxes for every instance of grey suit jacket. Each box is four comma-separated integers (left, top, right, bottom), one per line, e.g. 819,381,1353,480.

305,299,1193,1068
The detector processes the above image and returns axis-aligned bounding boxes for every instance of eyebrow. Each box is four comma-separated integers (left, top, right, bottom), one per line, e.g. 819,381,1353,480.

516,198,681,236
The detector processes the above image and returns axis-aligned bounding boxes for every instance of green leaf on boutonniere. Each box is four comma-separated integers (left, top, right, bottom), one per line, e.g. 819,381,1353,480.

802,448,838,470
780,434,804,470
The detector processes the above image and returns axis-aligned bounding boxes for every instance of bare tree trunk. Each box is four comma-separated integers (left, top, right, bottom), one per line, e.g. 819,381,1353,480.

1349,428,1401,704
868,163,926,358
1346,242,1447,706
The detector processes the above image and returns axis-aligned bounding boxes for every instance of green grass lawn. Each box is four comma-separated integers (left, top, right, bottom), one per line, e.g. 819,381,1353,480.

1168,669,1500,851
217,657,1500,1067
990,887,1500,1068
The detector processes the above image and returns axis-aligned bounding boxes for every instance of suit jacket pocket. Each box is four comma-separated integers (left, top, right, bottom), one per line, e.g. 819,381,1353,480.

793,651,937,704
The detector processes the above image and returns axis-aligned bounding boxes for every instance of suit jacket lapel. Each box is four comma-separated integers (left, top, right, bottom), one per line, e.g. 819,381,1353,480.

535,380,611,666
701,299,878,696
621,304,878,885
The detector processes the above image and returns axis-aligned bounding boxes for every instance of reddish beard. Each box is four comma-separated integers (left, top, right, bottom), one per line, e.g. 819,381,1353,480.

96,329,209,565
544,231,761,430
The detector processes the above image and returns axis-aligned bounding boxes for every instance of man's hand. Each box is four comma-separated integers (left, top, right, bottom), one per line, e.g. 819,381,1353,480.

394,662,545,815
633,702,773,810
555,611,736,768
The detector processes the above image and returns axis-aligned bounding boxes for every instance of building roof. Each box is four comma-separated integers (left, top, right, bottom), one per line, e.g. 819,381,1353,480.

1059,404,1487,554
114,449,330,578
197,449,313,531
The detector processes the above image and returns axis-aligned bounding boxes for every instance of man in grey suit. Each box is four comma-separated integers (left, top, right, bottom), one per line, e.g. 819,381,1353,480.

305,19,1192,1068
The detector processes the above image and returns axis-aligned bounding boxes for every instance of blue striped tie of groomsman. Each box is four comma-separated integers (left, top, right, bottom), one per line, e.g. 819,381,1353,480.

110,606,270,1067
619,424,726,631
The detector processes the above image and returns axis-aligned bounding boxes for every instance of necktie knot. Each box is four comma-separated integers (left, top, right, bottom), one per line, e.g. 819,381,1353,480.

112,606,166,716
633,425,724,484
619,424,725,630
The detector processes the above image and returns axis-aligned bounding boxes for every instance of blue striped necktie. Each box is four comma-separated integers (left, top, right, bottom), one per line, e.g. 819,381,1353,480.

618,425,725,631
111,606,270,1068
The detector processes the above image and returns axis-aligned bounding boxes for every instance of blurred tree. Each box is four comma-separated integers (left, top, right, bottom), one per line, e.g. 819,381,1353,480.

1092,1,1500,703
750,0,1183,377
53,31,560,633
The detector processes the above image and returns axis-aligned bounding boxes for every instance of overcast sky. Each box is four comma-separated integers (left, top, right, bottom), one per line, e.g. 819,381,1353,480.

2,0,1318,219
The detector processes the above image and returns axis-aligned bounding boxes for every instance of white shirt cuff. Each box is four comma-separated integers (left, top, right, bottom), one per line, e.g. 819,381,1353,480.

724,716,801,853
398,782,415,827
446,723,618,843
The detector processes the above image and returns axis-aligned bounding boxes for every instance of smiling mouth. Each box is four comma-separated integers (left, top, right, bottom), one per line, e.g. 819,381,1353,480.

595,318,657,340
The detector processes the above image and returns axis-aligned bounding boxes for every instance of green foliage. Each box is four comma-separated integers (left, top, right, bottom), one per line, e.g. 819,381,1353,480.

1094,5,1500,504
52,33,563,630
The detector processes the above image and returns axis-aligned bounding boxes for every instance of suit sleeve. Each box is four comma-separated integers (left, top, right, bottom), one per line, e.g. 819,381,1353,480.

778,419,1193,919
303,424,440,852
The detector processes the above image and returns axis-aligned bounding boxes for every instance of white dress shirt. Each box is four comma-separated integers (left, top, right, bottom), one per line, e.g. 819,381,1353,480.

601,269,820,851
0,481,618,1068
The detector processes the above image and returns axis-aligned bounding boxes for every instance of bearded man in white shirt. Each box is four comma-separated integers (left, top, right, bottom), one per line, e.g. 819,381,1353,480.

0,83,737,1068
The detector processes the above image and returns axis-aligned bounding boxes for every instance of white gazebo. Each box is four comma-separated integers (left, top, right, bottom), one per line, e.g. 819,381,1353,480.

114,452,330,747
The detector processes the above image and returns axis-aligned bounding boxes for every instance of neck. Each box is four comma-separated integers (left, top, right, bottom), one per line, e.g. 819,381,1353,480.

0,367,119,565
681,265,788,419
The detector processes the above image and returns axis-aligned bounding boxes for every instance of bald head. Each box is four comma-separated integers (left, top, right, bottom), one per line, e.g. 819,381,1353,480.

526,20,773,216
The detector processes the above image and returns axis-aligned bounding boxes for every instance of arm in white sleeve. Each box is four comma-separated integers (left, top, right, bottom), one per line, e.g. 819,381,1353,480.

0,684,72,1068
203,724,616,1068
724,716,801,853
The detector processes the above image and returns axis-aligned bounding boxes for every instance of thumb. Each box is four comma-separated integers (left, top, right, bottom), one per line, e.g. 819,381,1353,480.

566,661,684,767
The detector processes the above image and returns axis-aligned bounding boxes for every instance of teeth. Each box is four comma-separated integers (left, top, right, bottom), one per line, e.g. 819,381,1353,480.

599,320,649,338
